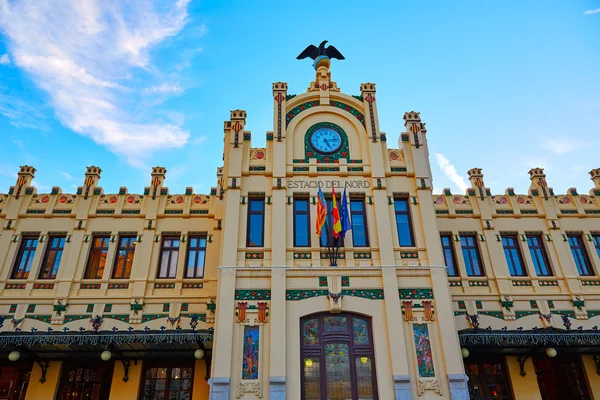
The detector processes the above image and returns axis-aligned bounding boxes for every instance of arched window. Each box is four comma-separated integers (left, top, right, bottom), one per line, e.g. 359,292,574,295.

301,313,378,400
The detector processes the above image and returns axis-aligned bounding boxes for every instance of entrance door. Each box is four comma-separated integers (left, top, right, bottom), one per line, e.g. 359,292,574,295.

0,365,31,400
56,362,114,400
534,356,591,400
464,357,513,400
300,313,378,400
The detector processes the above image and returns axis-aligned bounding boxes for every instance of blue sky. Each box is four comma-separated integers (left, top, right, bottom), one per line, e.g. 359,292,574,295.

0,0,599,196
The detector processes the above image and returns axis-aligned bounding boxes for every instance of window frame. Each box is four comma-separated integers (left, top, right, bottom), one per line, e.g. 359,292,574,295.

593,234,600,260
246,198,265,247
460,235,485,277
464,356,514,400
300,312,379,400
83,236,110,280
10,236,39,280
293,198,311,248
501,235,528,276
349,198,369,248
112,235,136,279
139,361,195,400
38,235,66,280
394,198,415,247
440,234,459,277
526,235,553,276
319,196,344,248
157,236,181,279
185,235,207,279
567,234,594,276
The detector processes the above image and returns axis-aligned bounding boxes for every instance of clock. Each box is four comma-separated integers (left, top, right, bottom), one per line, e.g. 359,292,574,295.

309,127,343,154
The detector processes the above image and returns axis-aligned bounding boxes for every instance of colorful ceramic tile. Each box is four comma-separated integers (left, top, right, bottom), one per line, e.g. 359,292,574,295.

413,324,435,377
242,325,260,380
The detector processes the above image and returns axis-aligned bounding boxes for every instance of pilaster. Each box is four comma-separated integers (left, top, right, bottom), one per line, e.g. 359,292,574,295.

269,268,287,400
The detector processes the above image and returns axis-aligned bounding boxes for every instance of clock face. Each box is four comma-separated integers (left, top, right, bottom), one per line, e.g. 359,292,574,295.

309,127,342,154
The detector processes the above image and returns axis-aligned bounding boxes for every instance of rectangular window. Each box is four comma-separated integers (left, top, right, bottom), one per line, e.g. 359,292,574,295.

39,236,66,279
460,235,484,276
464,358,513,400
158,237,180,278
320,197,344,247
350,199,369,247
294,198,311,247
84,236,110,279
440,235,458,276
501,235,527,276
567,234,594,276
11,236,39,279
247,198,265,247
112,236,136,279
593,235,600,260
526,235,553,276
185,236,207,278
140,364,194,400
394,199,414,247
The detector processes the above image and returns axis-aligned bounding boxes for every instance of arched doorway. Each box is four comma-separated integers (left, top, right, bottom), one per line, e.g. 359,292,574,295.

300,312,378,400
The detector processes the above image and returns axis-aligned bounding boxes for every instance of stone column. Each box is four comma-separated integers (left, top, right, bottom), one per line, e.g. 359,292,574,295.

269,267,287,399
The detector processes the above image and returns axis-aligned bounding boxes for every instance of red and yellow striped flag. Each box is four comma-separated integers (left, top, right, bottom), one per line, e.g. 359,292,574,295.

332,187,342,238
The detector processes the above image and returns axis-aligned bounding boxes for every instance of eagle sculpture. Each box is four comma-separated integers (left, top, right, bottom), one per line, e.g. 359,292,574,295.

297,40,345,61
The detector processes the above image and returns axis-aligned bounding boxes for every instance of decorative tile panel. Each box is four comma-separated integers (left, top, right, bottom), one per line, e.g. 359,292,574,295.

399,289,434,299
318,277,328,287
582,280,600,286
293,252,312,259
341,276,350,287
353,252,371,259
245,252,264,260
468,280,489,287
5,283,26,290
80,283,101,289
342,289,384,300
478,311,503,318
235,290,271,300
32,283,54,289
320,252,345,259
108,283,129,289
182,283,204,289
538,280,558,287
512,280,532,287
286,290,328,301
154,283,176,289
400,251,418,259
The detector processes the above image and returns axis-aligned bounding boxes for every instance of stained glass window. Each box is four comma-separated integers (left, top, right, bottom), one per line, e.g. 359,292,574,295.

303,358,321,400
141,365,193,400
325,343,351,400
355,357,375,400
324,316,347,332
303,318,319,345
301,313,378,399
353,318,369,345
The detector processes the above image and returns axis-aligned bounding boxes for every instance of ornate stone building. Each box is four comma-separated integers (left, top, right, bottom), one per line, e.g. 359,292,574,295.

1,59,600,400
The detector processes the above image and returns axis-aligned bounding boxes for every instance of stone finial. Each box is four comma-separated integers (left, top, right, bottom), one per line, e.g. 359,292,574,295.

230,110,247,121
16,165,36,187
272,82,288,91
528,168,551,200
84,166,102,187
360,83,376,93
13,165,36,198
590,168,600,189
528,167,545,179
467,168,485,199
151,167,167,187
403,111,421,122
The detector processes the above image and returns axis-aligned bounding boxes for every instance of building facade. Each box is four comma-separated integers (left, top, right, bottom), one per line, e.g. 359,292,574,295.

1,59,600,400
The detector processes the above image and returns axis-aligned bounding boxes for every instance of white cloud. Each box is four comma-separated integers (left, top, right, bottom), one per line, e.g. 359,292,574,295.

541,138,577,154
584,8,600,15
0,53,9,65
141,83,184,95
435,153,469,193
59,171,73,180
0,0,192,166
31,179,49,192
0,92,47,130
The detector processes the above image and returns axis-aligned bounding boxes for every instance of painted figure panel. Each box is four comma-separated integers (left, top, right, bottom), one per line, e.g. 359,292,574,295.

242,325,260,380
413,324,435,377
303,318,319,345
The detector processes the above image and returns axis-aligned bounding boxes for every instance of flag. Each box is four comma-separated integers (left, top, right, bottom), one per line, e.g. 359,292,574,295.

316,188,327,237
331,187,342,238
339,188,352,238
